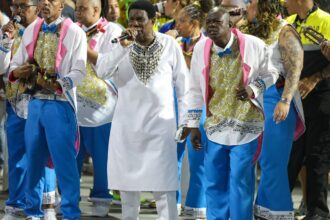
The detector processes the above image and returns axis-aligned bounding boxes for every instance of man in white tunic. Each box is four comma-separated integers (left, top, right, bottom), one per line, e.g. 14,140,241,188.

93,1,189,219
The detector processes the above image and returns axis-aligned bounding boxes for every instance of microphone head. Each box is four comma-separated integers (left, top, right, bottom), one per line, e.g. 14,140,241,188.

111,38,119,43
13,15,22,24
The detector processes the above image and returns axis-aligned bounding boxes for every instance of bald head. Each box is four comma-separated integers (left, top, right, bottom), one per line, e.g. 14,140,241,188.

90,0,101,8
76,0,102,27
205,7,231,47
207,7,230,24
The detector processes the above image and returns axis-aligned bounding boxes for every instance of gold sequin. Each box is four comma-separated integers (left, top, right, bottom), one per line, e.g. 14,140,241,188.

77,63,107,106
6,33,23,100
34,31,59,75
204,38,263,129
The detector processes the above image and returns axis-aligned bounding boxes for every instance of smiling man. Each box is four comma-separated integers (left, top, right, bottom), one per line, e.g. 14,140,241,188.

8,0,87,218
92,0,190,219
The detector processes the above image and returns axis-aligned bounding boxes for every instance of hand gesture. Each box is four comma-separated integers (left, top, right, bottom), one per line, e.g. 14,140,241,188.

2,21,17,39
236,85,254,101
12,63,34,79
120,28,138,47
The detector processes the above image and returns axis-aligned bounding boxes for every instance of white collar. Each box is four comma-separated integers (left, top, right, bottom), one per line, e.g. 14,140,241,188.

44,16,64,26
213,32,234,52
82,18,102,32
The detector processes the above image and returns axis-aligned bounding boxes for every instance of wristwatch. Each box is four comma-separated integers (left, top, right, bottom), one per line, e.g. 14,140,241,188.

280,97,291,105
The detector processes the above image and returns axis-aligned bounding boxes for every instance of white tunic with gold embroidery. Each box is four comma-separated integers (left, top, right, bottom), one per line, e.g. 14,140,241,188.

96,33,189,191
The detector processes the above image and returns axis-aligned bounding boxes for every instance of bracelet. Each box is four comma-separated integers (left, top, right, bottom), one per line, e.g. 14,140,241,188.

280,97,291,105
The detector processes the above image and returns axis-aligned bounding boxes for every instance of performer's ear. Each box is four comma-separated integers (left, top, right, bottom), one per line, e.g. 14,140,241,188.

151,17,156,25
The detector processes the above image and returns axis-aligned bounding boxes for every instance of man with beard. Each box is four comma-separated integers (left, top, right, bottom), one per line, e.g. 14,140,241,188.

0,0,57,219
185,7,277,220
91,1,189,219
8,0,87,218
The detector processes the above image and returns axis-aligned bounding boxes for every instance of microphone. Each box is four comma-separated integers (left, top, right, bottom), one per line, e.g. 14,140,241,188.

2,15,22,39
111,33,130,43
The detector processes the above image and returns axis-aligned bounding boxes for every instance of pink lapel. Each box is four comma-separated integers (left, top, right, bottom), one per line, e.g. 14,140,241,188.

25,18,44,60
203,38,213,109
89,18,109,49
55,18,73,72
231,28,251,87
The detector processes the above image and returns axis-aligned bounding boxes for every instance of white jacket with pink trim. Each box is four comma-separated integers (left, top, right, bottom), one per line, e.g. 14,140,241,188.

186,28,279,145
9,17,87,111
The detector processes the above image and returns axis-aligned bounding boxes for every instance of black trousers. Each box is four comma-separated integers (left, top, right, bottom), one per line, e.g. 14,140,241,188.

288,109,330,217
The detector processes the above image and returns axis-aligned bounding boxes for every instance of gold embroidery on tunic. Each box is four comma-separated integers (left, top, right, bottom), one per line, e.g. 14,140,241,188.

76,34,107,106
77,63,107,106
34,31,59,75
33,30,66,99
204,38,263,129
6,33,23,100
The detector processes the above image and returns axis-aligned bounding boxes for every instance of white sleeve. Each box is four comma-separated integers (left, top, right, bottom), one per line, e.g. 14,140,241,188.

95,44,128,80
9,38,29,81
185,43,204,128
57,29,87,92
0,50,11,75
248,44,279,98
172,40,190,126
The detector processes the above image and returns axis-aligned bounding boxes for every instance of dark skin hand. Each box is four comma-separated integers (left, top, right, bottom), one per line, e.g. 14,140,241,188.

190,128,202,150
36,72,61,92
12,63,34,79
2,21,17,39
236,85,254,101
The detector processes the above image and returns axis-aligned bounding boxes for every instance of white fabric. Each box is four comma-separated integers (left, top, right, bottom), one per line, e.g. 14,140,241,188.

187,32,278,145
0,29,14,75
121,191,178,220
96,32,189,191
0,22,32,119
0,12,10,28
212,32,234,52
9,17,87,111
76,19,122,126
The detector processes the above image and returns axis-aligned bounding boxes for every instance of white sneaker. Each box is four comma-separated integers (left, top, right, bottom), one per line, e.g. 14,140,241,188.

43,209,57,220
184,207,207,219
91,201,110,217
2,214,24,220
25,217,40,220
2,206,25,220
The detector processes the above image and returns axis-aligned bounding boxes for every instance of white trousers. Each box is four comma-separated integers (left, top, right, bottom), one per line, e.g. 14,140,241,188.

121,191,178,220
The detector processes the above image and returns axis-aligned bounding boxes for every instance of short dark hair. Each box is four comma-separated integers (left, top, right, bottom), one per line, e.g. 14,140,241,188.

128,0,156,19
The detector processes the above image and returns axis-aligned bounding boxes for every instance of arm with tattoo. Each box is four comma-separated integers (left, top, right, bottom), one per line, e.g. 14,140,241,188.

278,25,304,102
273,25,304,124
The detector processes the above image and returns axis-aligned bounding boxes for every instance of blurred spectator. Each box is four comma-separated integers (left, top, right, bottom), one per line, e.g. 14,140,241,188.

315,0,330,13
0,10,10,28
62,0,77,21
107,0,120,22
0,0,11,18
